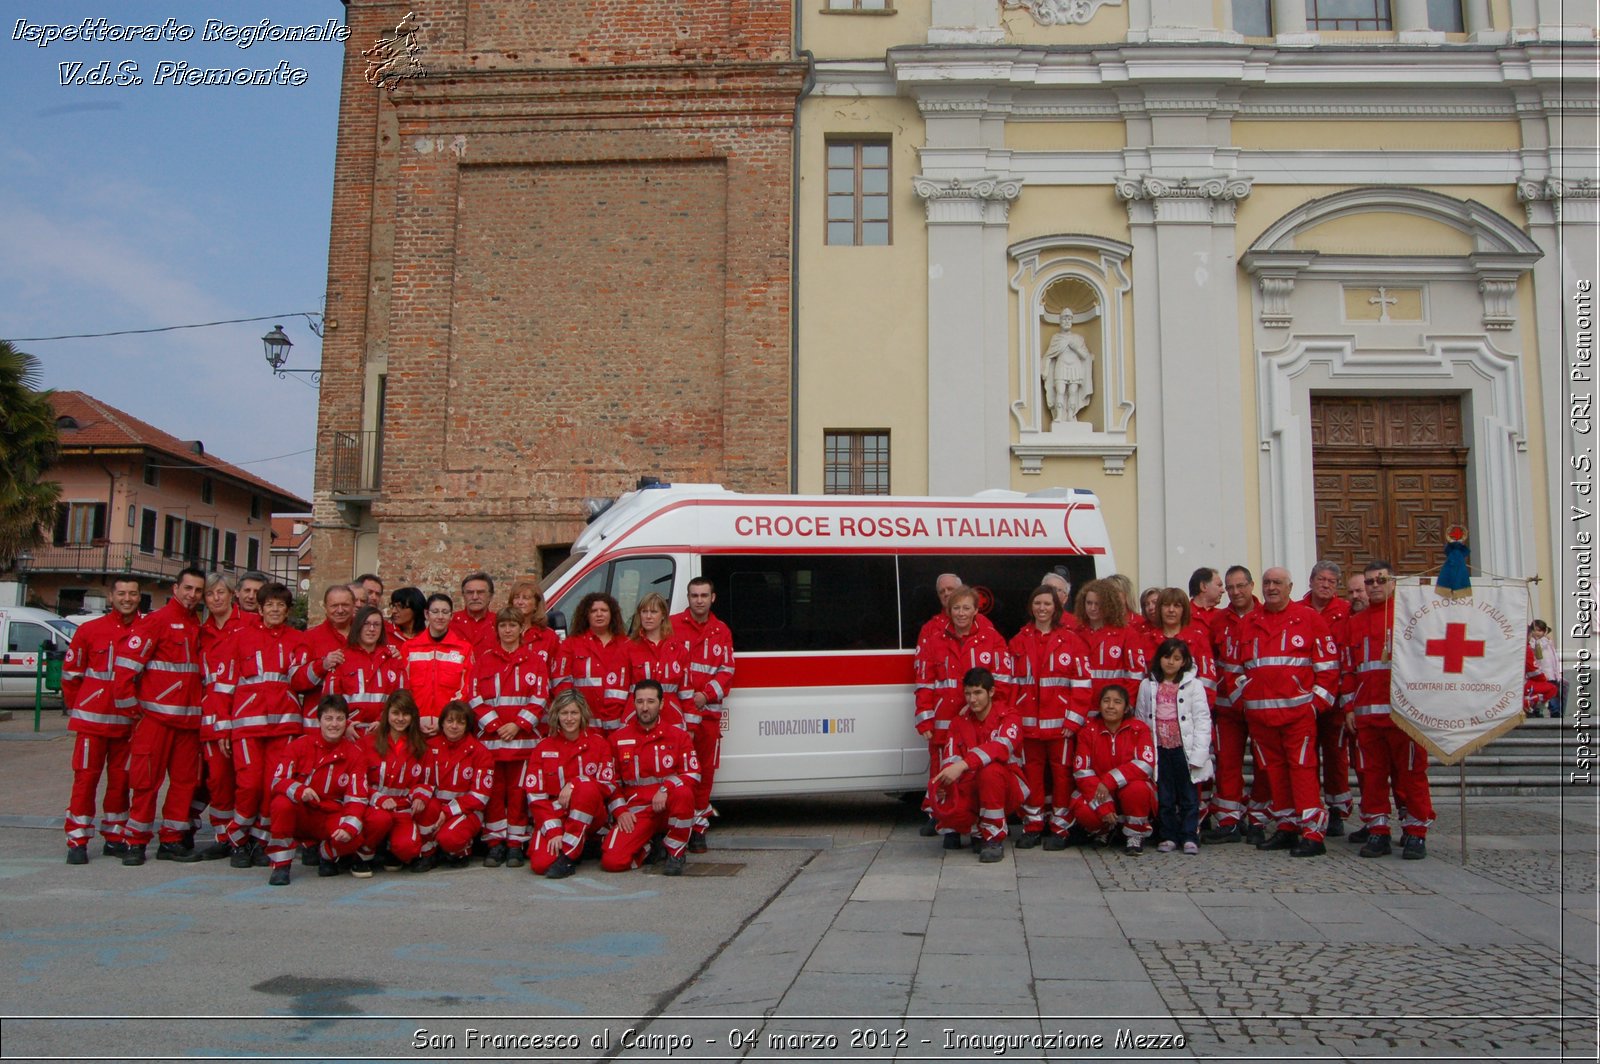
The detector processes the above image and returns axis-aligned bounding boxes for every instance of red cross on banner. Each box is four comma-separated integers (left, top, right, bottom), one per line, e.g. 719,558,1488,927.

1424,622,1487,674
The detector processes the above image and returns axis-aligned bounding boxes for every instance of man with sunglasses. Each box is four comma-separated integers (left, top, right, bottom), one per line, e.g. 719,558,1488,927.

1338,561,1432,860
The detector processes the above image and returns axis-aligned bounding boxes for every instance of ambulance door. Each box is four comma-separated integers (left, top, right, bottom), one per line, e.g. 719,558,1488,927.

1,618,67,699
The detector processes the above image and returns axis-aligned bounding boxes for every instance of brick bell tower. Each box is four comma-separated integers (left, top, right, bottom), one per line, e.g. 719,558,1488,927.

311,0,805,595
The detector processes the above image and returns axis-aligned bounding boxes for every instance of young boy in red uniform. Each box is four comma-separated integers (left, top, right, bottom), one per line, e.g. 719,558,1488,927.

929,667,1027,863
264,695,370,885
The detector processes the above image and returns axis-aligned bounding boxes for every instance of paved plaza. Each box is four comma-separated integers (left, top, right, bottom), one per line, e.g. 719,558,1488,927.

0,708,1594,1062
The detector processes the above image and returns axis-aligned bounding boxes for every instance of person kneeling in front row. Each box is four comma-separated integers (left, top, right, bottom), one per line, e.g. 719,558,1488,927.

265,695,371,886
929,668,1027,864
603,680,700,877
1070,684,1157,854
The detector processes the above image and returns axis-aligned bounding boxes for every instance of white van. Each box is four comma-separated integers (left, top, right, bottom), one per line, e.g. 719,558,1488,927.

0,606,77,702
542,484,1117,798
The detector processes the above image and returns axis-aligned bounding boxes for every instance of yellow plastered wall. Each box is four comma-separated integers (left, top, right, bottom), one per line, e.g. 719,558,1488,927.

1297,211,1479,256
802,5,930,59
796,95,929,494
998,2,1131,44
1233,121,1523,152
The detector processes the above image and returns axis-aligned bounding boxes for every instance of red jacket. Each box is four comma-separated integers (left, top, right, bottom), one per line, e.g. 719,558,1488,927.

425,732,494,819
1339,597,1396,728
1228,602,1338,719
270,732,370,838
1073,717,1156,797
520,624,563,682
672,609,736,726
935,702,1025,789
555,631,633,732
296,620,353,693
1036,626,1094,738
523,730,617,811
609,717,700,812
449,610,499,655
469,642,548,760
229,623,311,738
1209,600,1261,707
112,600,204,728
627,635,688,718
1301,592,1351,626
64,611,140,737
914,622,1016,738
199,610,253,741
1136,622,1220,705
401,630,475,724
361,731,431,811
323,644,404,731
1079,624,1146,713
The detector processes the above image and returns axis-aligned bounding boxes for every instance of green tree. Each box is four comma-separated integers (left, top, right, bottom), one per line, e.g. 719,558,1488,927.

0,341,62,569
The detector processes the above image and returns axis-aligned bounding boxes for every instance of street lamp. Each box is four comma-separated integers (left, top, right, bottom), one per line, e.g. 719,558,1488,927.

261,324,322,384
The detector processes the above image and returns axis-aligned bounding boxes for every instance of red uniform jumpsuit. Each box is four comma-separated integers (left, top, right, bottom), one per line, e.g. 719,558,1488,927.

555,630,633,734
295,620,353,717
197,610,254,840
114,600,205,848
602,716,700,870
914,621,1016,815
264,732,370,868
62,610,140,851
1340,597,1434,840
400,630,475,727
1079,623,1147,715
521,623,563,684
672,609,735,834
225,622,311,848
359,731,433,864
1303,593,1354,819
627,634,689,724
1070,716,1157,841
421,731,494,858
1229,602,1338,843
449,609,499,655
323,644,404,734
1012,624,1091,838
1209,600,1268,831
523,729,616,874
930,701,1027,844
469,642,548,854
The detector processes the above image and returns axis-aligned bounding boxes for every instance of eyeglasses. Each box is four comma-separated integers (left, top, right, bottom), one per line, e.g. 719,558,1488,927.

1364,576,1391,586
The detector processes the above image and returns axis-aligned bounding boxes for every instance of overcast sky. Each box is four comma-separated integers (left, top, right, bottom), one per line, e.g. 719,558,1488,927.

2,2,348,502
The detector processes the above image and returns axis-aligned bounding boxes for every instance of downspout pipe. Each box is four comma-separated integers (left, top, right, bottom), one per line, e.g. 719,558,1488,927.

790,39,816,494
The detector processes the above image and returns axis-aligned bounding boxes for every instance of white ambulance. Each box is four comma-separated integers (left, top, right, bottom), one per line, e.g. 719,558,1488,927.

0,606,77,703
542,483,1117,798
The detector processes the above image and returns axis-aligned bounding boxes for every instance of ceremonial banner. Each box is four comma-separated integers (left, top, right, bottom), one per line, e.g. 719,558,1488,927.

1390,577,1528,764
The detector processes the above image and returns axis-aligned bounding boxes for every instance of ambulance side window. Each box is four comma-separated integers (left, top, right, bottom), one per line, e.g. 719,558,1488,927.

8,621,54,655
702,555,898,652
610,557,674,621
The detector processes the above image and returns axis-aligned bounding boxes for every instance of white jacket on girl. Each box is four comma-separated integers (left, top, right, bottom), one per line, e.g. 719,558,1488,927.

1135,666,1214,783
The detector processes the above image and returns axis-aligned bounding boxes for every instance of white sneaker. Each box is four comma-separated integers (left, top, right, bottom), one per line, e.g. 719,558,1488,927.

1157,840,1177,853
1182,841,1200,855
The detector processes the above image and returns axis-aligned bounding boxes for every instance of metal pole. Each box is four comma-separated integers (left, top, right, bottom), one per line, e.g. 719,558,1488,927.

1458,763,1467,863
33,655,43,733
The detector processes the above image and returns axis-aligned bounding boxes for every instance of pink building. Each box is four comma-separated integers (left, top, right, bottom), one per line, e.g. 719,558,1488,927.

11,392,309,613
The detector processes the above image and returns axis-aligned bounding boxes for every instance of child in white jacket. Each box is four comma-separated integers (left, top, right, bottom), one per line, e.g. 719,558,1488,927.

1136,638,1214,853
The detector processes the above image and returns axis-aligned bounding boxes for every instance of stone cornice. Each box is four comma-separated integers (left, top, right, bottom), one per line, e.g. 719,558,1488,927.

1114,174,1253,202
1517,176,1599,201
913,174,1024,203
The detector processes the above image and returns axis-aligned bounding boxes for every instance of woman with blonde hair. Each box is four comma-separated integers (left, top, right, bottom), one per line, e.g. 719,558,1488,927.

627,592,686,727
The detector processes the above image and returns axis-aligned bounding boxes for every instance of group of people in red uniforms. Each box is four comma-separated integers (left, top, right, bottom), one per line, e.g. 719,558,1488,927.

918,561,1557,863
61,566,735,886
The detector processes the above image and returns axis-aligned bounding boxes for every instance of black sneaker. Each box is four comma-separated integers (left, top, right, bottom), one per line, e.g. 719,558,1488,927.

1358,834,1392,858
268,865,291,886
1347,826,1371,844
546,854,577,880
1014,831,1043,849
407,855,435,874
1289,838,1326,857
687,831,708,854
101,840,129,858
978,841,1005,863
1401,835,1427,861
251,841,270,867
942,832,963,850
1041,833,1069,852
919,815,938,837
156,842,203,863
662,854,686,877
229,845,254,869
504,847,526,869
317,857,340,877
1256,830,1298,851
1325,811,1345,838
484,844,507,868
349,858,374,879
122,846,147,866
66,846,88,865
198,839,233,861
300,845,318,867
1202,823,1243,844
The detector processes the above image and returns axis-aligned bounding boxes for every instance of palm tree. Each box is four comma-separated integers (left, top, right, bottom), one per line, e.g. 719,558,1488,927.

0,340,61,569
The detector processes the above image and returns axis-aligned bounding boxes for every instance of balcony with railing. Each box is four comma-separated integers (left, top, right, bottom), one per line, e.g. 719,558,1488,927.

18,541,228,582
329,429,382,498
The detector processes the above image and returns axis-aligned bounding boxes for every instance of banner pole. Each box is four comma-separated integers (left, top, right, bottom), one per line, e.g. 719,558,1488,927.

1459,763,1467,863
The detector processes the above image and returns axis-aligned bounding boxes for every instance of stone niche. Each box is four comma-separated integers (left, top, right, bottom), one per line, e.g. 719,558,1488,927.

1009,234,1136,474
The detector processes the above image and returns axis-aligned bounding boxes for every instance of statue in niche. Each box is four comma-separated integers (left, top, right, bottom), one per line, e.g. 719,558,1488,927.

1041,308,1094,425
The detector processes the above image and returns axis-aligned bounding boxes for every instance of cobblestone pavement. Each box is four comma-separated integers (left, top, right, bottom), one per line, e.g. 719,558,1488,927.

1430,846,1599,894
1136,939,1598,1057
1083,838,1437,894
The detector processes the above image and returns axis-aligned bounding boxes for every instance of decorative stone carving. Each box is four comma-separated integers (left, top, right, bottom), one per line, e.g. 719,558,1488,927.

1258,275,1297,329
1001,0,1122,25
1517,175,1599,224
912,174,1023,224
1478,276,1519,331
1114,173,1254,225
1041,309,1095,424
